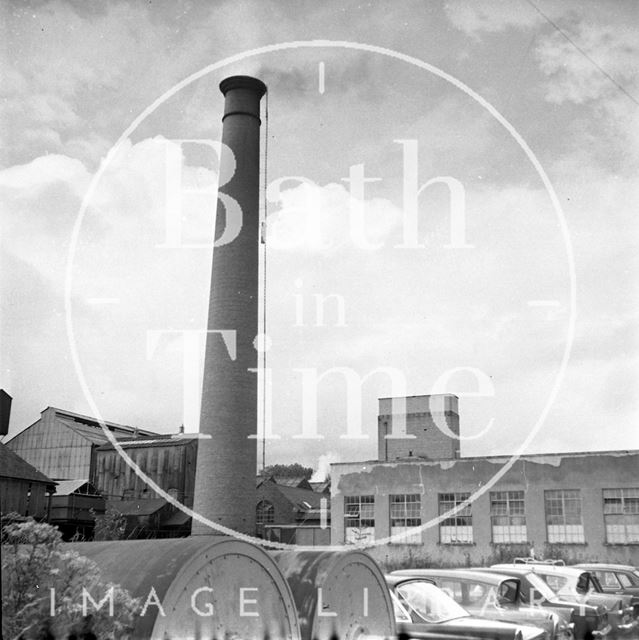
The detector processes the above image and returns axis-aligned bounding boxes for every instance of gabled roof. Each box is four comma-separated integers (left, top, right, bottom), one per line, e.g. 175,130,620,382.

6,407,160,446
0,443,55,486
96,434,198,451
277,484,327,512
256,475,276,488
53,479,98,496
273,476,312,489
309,481,330,494
46,407,159,438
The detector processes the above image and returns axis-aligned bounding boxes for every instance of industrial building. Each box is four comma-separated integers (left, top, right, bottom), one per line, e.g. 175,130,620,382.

93,433,198,537
331,394,639,567
4,406,159,481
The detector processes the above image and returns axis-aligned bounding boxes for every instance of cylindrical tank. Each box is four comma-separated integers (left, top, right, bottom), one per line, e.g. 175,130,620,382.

69,536,300,640
272,549,396,640
192,74,267,536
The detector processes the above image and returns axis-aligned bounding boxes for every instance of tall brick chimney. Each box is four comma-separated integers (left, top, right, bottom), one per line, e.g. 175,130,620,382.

192,76,267,535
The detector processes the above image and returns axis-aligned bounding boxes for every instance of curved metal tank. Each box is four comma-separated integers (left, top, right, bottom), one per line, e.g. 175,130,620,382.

272,549,396,640
68,536,300,640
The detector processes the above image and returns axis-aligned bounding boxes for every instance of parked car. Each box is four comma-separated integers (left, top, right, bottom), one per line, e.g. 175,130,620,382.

491,564,636,637
386,574,548,640
392,568,572,640
514,559,566,567
574,564,639,616
480,566,610,640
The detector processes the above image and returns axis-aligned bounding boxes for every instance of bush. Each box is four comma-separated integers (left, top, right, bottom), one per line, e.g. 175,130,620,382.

2,518,138,639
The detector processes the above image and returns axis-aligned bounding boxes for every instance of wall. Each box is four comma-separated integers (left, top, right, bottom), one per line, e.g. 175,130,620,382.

94,441,197,506
0,477,49,518
256,480,297,528
378,395,460,461
6,409,94,479
331,451,639,569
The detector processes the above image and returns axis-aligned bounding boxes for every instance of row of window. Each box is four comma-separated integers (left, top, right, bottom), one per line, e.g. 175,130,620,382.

344,488,639,545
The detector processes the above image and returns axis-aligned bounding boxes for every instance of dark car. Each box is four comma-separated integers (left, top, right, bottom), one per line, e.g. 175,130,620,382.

386,574,548,640
490,564,637,638
480,565,610,640
392,568,572,640
574,565,639,616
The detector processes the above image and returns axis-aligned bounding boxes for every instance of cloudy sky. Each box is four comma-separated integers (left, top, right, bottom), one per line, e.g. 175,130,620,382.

2,0,638,474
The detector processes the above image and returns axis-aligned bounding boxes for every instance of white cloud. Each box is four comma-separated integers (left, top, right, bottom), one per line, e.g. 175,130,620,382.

265,181,403,253
535,22,639,105
444,0,544,35
0,154,89,193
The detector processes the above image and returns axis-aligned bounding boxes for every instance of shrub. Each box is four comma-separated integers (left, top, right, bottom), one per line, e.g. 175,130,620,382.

2,518,138,639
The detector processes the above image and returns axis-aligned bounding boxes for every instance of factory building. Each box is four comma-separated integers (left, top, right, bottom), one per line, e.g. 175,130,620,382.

4,407,159,481
331,394,639,567
93,434,198,538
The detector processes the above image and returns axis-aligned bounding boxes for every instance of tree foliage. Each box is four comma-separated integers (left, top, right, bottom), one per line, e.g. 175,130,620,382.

261,463,314,479
1,517,138,640
91,506,126,541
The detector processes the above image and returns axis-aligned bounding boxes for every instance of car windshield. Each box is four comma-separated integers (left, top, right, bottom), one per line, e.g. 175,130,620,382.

519,572,557,603
540,572,595,598
395,580,470,624
631,570,639,584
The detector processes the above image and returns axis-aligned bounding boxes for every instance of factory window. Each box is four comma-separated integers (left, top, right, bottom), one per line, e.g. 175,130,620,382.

603,488,639,544
345,495,374,544
439,493,473,544
490,491,527,543
544,489,585,543
390,494,421,544
256,500,274,525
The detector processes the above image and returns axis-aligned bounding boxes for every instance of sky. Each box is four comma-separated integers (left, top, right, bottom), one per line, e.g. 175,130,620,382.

1,0,638,476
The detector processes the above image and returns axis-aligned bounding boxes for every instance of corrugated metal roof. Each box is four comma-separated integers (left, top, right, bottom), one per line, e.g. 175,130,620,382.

96,435,198,451
106,498,167,516
0,443,55,485
53,479,94,495
47,407,159,437
59,419,111,444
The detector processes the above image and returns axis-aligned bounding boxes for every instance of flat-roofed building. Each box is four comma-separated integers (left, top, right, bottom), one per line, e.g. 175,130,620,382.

331,394,639,567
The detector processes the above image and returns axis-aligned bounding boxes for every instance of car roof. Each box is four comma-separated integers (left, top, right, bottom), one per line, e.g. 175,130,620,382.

492,564,586,577
574,563,637,572
392,568,517,585
385,574,436,588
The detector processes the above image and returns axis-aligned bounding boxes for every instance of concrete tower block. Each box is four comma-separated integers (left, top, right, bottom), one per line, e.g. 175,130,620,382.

192,76,267,536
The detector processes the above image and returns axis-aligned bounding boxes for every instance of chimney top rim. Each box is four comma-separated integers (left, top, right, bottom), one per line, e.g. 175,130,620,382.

220,75,267,97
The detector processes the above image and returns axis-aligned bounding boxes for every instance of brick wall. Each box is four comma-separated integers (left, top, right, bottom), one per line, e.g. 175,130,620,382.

378,395,460,461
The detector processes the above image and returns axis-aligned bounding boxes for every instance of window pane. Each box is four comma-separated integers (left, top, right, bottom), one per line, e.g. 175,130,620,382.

344,495,375,543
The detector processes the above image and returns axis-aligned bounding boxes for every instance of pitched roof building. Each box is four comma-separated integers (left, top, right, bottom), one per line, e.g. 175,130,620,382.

0,442,56,519
4,407,159,481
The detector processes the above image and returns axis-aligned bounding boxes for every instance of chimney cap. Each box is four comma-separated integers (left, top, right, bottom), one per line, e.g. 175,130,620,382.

220,75,267,97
